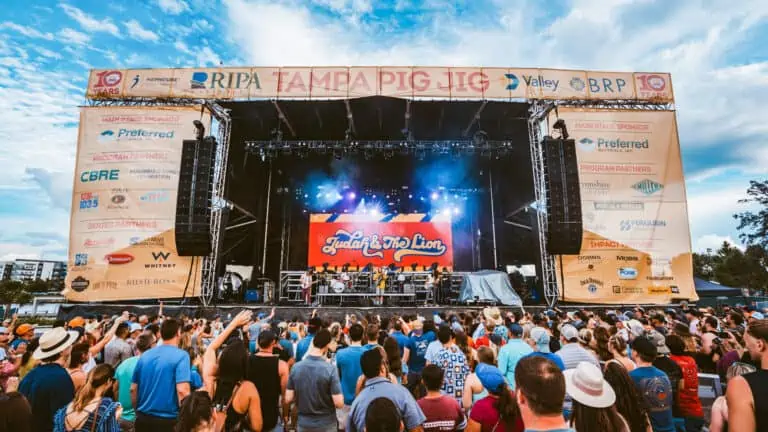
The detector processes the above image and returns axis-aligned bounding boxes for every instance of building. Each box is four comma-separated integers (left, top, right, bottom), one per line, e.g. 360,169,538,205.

6,259,67,283
0,262,12,280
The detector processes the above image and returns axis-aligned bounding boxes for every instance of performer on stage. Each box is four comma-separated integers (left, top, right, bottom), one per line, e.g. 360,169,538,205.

425,269,437,303
300,268,314,305
374,266,387,305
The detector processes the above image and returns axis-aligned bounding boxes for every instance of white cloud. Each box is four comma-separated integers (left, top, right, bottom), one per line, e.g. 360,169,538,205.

158,0,189,14
125,19,159,42
174,40,194,55
0,22,54,40
196,46,221,66
59,28,90,45
59,4,120,37
693,234,743,253
32,46,62,60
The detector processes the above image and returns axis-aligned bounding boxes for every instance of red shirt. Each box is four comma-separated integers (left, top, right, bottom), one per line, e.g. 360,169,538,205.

418,395,466,432
469,395,524,432
474,335,505,350
669,354,704,418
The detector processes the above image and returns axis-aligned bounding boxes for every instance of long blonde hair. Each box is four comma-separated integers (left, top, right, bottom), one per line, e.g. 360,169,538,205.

72,363,114,412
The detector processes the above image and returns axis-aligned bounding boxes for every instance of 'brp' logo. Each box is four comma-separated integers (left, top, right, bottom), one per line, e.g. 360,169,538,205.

505,73,519,90
578,137,596,152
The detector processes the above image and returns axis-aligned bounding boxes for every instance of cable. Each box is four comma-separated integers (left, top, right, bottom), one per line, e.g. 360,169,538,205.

180,256,197,304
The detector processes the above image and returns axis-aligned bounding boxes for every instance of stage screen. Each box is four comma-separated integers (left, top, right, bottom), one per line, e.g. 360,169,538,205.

63,106,208,301
308,213,454,269
552,108,697,304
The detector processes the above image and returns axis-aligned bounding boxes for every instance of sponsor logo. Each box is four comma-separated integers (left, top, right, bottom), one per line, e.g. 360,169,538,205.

504,73,519,90
129,167,178,181
140,190,171,203
71,276,90,292
191,71,262,90
130,74,140,89
573,120,650,132
152,251,171,261
83,237,115,248
587,77,628,94
593,201,644,211
646,276,674,281
99,128,175,141
636,74,668,98
570,77,586,91
92,151,170,163
107,192,128,210
104,253,134,264
146,251,176,269
93,70,122,96
577,255,602,263
613,285,644,294
74,253,88,266
588,239,655,250
648,286,671,294
580,180,610,196
86,220,160,230
111,194,126,204
671,285,680,294
580,277,604,295
578,137,649,153
619,219,667,232
521,74,559,91
617,255,639,262
631,179,664,196
129,236,165,247
579,163,653,174
582,212,606,231
80,169,119,183
94,281,118,290
618,267,638,280
100,115,181,124
127,278,175,286
79,192,99,210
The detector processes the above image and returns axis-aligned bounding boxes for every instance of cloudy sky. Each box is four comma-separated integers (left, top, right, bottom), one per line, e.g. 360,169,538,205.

0,0,766,262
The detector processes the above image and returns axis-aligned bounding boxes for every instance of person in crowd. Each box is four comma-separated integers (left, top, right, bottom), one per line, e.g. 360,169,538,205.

497,323,532,390
67,343,91,392
646,331,682,422
104,323,133,367
131,317,192,432
295,316,321,362
404,319,434,397
665,335,703,432
592,327,613,363
417,364,466,432
364,397,403,432
514,355,572,432
684,310,701,336
726,318,768,431
429,326,470,404
11,324,35,352
336,323,366,419
18,337,39,380
176,391,215,432
603,361,652,432
608,335,635,371
650,314,667,336
115,333,154,432
247,308,275,354
556,324,599,370
577,329,594,353
19,326,79,432
463,346,495,411
248,327,289,432
467,363,524,432
391,318,411,357
384,337,405,384
286,328,343,431
53,364,121,432
565,362,629,432
709,362,756,432
454,331,475,371
347,348,425,432
629,336,675,432
0,374,33,432
203,311,262,432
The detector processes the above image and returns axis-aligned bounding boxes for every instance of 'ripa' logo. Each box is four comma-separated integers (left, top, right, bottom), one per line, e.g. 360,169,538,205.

631,179,664,196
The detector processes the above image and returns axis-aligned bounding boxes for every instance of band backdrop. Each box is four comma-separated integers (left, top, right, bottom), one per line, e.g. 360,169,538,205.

551,108,696,304
308,213,454,269
63,106,210,301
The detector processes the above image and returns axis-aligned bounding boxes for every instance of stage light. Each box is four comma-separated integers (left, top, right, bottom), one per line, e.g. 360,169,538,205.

372,194,377,199
371,208,381,217
304,194,308,198
408,194,413,199
453,207,460,215
430,192,439,200
347,192,356,200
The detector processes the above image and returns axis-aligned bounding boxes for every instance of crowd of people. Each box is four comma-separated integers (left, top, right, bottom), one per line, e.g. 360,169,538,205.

0,303,767,432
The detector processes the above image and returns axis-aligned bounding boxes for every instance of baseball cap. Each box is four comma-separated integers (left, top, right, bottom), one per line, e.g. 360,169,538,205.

752,312,765,320
509,323,524,337
560,324,580,342
530,326,551,353
68,317,85,328
15,324,35,336
129,323,142,333
647,330,669,355
631,336,658,358
476,363,506,393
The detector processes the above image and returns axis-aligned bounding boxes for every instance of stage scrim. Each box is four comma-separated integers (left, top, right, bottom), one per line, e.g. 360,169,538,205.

63,106,210,301
552,109,696,304
308,214,453,269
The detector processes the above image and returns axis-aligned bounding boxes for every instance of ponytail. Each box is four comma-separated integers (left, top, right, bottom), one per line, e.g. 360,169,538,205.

495,383,520,424
72,364,114,412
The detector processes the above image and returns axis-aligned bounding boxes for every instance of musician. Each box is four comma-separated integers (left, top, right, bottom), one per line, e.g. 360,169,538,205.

373,266,387,305
300,268,314,305
425,269,437,303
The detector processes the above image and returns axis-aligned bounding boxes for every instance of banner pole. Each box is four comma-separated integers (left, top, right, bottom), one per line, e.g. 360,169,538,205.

489,167,498,269
261,162,273,275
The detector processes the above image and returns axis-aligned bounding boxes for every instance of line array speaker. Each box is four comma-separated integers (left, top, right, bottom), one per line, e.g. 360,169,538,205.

175,137,217,256
543,137,583,255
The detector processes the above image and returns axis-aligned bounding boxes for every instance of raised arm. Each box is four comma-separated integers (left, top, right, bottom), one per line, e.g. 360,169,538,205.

202,310,252,395
90,316,127,356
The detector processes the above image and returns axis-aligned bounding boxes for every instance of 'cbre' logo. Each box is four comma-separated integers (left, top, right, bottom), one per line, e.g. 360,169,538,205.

152,251,171,261
81,169,119,182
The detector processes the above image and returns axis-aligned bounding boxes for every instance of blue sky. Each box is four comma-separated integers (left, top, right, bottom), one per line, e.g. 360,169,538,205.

0,0,766,261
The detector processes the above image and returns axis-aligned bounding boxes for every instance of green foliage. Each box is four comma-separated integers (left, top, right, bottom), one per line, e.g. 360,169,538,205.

735,180,768,249
0,279,34,319
692,241,768,294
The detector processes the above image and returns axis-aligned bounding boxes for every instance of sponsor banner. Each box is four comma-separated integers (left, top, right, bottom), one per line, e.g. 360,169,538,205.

308,213,453,268
64,106,210,301
86,68,674,102
551,109,695,304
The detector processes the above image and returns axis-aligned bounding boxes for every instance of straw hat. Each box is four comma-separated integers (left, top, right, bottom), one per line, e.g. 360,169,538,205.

564,362,616,408
33,327,79,360
483,307,503,326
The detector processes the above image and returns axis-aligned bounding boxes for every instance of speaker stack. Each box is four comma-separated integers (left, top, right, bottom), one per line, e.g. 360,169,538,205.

542,137,583,255
175,136,217,256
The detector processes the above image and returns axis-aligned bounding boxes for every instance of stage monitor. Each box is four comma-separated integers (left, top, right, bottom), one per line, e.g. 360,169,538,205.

308,213,453,270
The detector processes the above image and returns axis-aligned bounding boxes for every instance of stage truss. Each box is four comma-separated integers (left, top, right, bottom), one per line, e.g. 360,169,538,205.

87,97,672,307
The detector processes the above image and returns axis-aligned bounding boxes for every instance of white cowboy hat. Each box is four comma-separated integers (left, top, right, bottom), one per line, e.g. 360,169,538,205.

33,327,79,360
483,307,503,326
564,362,616,409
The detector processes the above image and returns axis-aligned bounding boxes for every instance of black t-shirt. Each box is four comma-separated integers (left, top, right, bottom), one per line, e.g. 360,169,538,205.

653,356,683,416
692,351,717,374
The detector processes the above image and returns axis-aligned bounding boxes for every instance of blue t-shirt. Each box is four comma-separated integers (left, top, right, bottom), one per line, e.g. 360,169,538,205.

336,345,366,405
132,344,191,418
629,366,675,432
19,363,75,432
279,339,294,358
191,366,203,390
391,331,410,356
296,334,315,362
406,332,436,373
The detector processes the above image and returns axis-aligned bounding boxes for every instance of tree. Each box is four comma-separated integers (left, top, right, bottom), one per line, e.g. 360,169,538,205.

693,241,768,295
735,180,768,249
0,280,33,319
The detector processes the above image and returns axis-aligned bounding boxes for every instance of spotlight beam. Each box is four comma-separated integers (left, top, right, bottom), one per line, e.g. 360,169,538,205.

272,100,296,137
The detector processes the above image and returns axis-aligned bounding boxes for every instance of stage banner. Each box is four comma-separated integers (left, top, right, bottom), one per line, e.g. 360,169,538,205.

63,106,210,302
550,108,696,304
308,214,454,269
86,68,674,103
